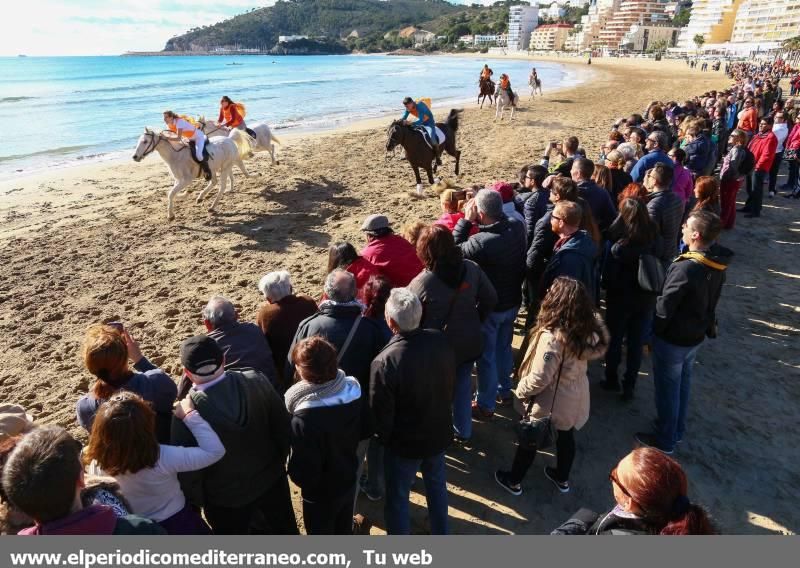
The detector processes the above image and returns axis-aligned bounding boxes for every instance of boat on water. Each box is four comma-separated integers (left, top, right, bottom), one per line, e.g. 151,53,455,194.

18,54,27,58
226,62,243,66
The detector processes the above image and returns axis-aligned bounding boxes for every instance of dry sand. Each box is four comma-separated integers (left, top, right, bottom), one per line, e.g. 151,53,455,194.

1,57,797,535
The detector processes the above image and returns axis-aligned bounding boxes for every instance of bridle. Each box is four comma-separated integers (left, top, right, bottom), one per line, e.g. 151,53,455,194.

198,119,228,137
138,130,187,159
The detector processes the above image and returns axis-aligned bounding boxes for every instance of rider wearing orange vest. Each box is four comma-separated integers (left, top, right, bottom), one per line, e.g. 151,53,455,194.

218,96,247,130
499,74,517,107
163,110,212,180
480,64,493,81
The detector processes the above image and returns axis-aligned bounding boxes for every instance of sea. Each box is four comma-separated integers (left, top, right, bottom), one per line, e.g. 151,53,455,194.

0,54,582,180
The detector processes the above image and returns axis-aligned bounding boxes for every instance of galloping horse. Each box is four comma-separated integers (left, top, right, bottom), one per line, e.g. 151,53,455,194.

386,109,462,194
529,75,543,98
198,118,281,166
478,78,495,109
494,86,519,121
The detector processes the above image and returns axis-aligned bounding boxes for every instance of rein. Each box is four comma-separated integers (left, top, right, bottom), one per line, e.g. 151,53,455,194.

141,132,188,158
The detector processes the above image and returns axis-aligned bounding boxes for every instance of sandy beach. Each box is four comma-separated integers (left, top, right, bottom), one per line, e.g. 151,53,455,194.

1,56,797,535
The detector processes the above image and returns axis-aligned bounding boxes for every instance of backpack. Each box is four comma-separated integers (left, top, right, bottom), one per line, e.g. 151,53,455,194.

234,102,246,118
738,147,756,177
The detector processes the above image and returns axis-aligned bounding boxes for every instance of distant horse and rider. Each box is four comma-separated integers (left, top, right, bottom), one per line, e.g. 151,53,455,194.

529,67,543,98
478,64,495,108
495,73,520,121
387,97,462,195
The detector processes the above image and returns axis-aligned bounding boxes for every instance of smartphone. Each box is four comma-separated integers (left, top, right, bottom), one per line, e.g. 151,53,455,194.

108,321,124,333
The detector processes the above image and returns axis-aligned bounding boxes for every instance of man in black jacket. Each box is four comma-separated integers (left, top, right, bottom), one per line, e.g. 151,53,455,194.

570,157,617,234
453,189,526,416
644,162,683,262
370,288,455,535
171,335,298,535
539,201,597,301
636,212,731,454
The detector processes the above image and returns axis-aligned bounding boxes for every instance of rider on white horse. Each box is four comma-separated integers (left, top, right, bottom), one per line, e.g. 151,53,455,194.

499,74,517,107
401,96,440,164
218,95,248,131
163,110,212,180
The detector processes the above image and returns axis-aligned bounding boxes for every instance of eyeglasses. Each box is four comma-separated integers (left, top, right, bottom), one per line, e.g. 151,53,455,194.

551,215,563,221
525,175,536,181
609,467,648,514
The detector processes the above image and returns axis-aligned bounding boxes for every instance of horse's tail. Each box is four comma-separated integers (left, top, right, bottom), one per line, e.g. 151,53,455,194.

271,133,281,146
229,128,254,156
446,109,462,134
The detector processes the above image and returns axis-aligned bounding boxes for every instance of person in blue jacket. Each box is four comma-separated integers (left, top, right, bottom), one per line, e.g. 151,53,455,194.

401,97,440,163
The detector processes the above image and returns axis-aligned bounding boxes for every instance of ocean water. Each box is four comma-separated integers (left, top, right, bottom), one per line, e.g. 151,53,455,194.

0,55,581,179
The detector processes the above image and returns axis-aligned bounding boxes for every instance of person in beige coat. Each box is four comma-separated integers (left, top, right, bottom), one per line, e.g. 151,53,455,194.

496,277,608,496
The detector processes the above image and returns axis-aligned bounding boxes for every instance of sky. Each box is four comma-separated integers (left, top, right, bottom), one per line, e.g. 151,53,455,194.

0,0,481,56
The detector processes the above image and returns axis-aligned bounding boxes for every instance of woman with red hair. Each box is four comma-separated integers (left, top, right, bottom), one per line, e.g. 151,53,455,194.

552,447,716,535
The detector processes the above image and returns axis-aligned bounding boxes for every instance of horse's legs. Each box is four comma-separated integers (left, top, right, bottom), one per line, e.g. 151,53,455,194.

425,166,434,185
208,168,229,212
226,169,236,193
236,158,250,177
197,176,216,203
454,150,461,176
269,143,277,165
167,179,189,221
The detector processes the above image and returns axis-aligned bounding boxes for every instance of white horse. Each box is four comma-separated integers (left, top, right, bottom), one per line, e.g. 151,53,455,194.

529,75,543,98
198,119,281,166
131,129,253,221
494,86,519,121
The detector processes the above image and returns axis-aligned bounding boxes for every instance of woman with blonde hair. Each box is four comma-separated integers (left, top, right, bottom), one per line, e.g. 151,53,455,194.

495,277,608,496
77,325,177,442
604,150,632,202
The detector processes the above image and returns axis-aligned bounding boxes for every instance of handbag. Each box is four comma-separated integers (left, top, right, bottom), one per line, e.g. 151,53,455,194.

785,148,799,163
515,332,566,451
638,253,666,293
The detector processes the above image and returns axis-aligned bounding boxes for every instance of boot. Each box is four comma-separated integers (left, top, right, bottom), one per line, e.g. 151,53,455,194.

432,142,442,166
200,160,212,181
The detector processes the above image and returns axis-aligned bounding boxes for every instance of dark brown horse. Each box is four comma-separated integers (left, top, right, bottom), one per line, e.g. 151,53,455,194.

386,109,462,193
478,78,495,108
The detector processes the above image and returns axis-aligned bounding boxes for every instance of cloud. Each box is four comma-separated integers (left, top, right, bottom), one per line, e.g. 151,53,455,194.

0,0,270,55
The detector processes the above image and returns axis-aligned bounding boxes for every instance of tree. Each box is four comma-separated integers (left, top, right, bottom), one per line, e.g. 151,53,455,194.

693,34,705,52
647,38,669,54
673,6,691,28
782,35,800,51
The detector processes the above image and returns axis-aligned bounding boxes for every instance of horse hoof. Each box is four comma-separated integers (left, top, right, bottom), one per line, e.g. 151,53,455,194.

208,207,216,213
167,215,175,222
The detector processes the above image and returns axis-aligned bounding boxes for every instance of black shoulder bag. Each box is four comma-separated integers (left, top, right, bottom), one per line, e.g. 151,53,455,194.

516,337,566,451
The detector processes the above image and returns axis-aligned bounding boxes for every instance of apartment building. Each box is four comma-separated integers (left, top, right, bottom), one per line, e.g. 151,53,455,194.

530,23,574,50
731,0,800,43
675,0,743,50
595,0,672,49
508,5,540,51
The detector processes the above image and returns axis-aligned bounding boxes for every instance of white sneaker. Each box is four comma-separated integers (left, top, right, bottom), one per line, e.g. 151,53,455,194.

769,191,775,198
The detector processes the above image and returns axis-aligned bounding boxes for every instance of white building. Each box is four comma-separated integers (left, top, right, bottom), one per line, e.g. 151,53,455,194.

475,34,506,46
620,23,680,51
675,0,743,51
458,35,475,45
543,2,566,20
508,5,540,51
278,35,308,43
574,0,621,51
731,0,800,45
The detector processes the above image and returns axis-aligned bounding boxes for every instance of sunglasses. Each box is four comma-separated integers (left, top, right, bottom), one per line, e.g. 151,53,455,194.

609,467,648,514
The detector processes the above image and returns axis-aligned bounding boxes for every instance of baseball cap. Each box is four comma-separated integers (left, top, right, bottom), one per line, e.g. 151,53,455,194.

361,214,390,232
180,335,224,378
0,404,35,442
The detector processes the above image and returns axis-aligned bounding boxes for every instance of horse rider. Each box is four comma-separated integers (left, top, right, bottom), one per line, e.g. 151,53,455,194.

163,110,212,180
480,64,494,84
218,95,247,131
401,96,441,164
530,67,539,86
499,73,517,107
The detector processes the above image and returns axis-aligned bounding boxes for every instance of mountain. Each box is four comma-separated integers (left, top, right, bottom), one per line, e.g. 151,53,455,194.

164,0,463,52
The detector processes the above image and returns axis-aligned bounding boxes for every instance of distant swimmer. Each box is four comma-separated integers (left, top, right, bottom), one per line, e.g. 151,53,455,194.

499,74,517,107
400,96,440,164
163,110,212,180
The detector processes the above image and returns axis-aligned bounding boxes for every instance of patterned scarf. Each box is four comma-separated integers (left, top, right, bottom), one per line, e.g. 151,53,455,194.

284,369,348,415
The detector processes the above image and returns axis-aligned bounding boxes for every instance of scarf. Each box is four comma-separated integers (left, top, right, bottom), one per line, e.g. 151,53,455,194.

318,299,363,312
285,370,348,415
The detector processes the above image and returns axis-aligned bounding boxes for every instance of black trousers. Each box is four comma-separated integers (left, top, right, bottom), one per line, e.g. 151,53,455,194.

204,475,299,535
509,428,576,485
302,487,356,535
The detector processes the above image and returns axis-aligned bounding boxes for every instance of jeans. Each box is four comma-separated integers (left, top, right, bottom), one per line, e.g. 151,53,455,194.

453,360,475,439
303,487,356,535
652,336,701,450
204,475,299,535
786,160,799,191
768,151,784,195
508,428,576,485
353,438,370,514
384,450,448,535
604,297,648,395
476,306,520,411
745,169,767,215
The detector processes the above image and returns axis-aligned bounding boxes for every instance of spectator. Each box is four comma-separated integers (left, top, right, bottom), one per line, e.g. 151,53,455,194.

604,150,632,203
551,448,716,535
256,270,318,390
737,97,758,137
359,215,423,287
630,131,673,183
768,112,789,198
453,189,526,418
78,324,176,442
591,163,613,194
644,163,683,261
495,277,608,496
742,117,778,218
362,274,393,342
201,296,278,388
491,182,525,232
0,405,36,534
691,176,721,216
683,123,713,177
408,225,497,442
570,158,617,234
2,426,165,535
617,182,648,207
782,119,800,197
522,165,550,246
285,337,362,535
602,199,660,400
83,392,223,534
401,221,427,249
435,189,475,234
666,148,694,206
540,201,598,301
719,130,748,228
636,211,731,454
542,136,582,177
289,269,389,511
326,242,383,302
370,288,455,535
171,335,297,534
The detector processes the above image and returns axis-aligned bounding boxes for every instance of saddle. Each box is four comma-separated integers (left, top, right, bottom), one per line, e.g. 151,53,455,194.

411,125,445,150
245,127,257,140
188,141,210,164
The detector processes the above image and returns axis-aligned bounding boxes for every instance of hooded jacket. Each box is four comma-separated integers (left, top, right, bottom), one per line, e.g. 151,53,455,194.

207,321,279,388
170,369,291,508
748,130,778,172
360,233,423,287
515,325,608,431
655,244,733,347
285,371,362,502
18,505,165,535
540,230,598,301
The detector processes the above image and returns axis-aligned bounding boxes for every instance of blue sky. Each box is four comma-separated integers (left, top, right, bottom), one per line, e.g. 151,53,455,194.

0,0,480,56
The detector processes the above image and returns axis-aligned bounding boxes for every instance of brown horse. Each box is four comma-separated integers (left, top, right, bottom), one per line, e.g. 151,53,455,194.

478,78,495,109
386,109,462,194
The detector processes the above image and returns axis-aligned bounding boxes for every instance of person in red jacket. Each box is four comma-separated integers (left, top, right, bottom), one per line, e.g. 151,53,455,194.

359,215,423,287
326,241,383,302
218,96,246,130
737,98,758,137
782,121,800,198
742,117,778,218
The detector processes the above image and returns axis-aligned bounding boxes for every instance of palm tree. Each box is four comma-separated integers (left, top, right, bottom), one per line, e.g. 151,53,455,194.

782,36,800,51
